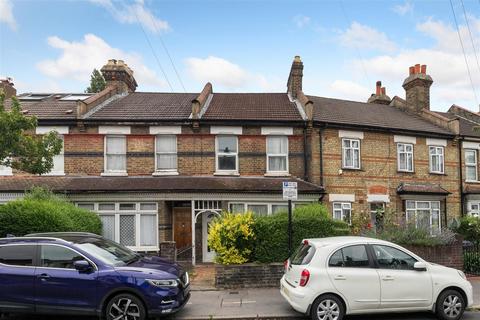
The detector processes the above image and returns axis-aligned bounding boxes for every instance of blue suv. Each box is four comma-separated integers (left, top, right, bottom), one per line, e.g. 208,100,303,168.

0,232,190,319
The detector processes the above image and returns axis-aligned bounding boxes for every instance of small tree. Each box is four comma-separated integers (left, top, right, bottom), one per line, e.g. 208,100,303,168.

0,92,63,175
85,69,106,93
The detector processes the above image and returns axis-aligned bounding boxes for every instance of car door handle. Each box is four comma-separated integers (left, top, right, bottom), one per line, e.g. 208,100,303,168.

37,273,50,280
382,275,394,281
334,275,347,280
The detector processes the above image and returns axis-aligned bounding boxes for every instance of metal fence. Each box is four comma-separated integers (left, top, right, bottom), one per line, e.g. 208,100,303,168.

463,242,480,276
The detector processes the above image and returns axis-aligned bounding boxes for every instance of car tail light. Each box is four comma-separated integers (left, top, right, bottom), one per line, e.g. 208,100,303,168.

284,259,289,271
299,269,310,287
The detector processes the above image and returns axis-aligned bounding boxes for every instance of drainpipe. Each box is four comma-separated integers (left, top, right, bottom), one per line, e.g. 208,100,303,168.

458,139,465,217
303,122,309,181
319,126,324,187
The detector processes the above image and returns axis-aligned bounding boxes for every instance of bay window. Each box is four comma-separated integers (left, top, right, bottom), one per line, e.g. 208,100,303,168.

465,149,478,181
405,200,441,234
266,136,288,173
104,135,127,174
429,146,444,174
342,138,360,169
216,135,238,172
155,135,177,173
397,143,414,172
77,202,158,251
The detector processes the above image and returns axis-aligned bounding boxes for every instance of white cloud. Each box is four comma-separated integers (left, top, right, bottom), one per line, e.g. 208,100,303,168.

90,0,170,33
0,0,17,31
339,22,397,53
329,80,371,102
185,56,283,91
36,34,166,89
293,15,311,28
345,16,480,110
393,1,414,16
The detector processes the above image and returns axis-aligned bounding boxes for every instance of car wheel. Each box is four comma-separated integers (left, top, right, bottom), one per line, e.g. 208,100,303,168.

106,293,146,320
436,289,465,320
311,294,345,320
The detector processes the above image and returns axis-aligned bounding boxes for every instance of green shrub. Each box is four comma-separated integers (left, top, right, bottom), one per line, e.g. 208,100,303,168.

365,225,456,246
464,250,480,274
0,187,102,237
207,212,256,264
252,203,350,263
455,216,480,244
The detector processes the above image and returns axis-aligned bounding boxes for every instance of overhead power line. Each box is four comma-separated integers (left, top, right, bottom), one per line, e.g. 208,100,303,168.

129,1,174,92
146,13,187,93
449,0,479,107
460,0,480,76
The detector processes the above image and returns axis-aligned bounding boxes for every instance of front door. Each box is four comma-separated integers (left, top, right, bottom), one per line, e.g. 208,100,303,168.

202,211,217,262
173,207,192,255
372,244,433,309
34,244,98,315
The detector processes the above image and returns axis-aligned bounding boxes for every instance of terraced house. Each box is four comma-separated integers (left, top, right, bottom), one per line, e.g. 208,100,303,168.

0,57,471,264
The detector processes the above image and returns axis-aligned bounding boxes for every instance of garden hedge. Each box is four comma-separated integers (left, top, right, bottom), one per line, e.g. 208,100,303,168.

0,188,102,237
252,203,350,263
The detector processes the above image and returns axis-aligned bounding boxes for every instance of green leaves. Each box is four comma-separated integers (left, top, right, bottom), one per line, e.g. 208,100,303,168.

85,69,106,93
0,92,63,175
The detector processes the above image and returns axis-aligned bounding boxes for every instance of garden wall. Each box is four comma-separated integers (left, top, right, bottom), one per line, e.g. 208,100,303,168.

404,240,463,270
215,263,284,289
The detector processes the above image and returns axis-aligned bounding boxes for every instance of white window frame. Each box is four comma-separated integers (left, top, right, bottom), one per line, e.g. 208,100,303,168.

405,200,441,235
429,145,444,174
341,138,361,169
103,135,127,176
227,202,308,215
154,135,178,175
467,201,480,217
76,202,158,251
332,202,352,224
215,135,238,174
397,143,414,172
0,164,12,176
266,136,289,175
465,149,478,182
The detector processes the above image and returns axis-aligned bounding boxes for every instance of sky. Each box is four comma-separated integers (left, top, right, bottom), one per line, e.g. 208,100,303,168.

0,0,479,112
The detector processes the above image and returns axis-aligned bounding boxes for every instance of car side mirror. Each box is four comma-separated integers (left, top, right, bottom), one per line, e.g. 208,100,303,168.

74,260,93,273
413,261,427,271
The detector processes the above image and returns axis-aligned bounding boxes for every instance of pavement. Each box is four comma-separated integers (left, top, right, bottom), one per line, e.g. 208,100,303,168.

1,280,479,320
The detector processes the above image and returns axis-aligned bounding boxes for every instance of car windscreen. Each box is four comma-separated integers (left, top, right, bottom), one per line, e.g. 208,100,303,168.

75,237,140,267
290,242,316,265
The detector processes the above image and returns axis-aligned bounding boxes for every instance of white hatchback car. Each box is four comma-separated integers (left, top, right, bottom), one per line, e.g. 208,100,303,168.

280,236,473,320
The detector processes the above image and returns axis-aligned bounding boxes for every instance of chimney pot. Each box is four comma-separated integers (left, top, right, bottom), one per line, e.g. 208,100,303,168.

376,81,382,95
409,66,415,75
421,64,427,74
414,64,421,74
381,87,386,95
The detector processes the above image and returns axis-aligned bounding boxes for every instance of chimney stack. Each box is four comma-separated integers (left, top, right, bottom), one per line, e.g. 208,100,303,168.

402,64,433,112
0,77,16,99
367,80,391,105
101,59,138,93
287,56,303,99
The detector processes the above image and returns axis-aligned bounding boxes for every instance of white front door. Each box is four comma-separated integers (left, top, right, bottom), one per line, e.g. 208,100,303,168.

372,244,433,309
202,211,217,263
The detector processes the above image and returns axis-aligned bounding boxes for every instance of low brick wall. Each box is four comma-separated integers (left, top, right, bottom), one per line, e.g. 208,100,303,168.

404,241,463,270
215,263,284,289
159,241,177,262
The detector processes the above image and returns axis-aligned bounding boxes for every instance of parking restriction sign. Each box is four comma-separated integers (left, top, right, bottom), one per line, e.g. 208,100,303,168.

283,181,298,200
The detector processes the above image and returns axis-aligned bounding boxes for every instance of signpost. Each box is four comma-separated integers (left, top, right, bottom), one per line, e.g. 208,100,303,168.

283,181,297,256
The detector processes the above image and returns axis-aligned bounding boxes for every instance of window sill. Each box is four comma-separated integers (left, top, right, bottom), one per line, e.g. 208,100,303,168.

465,180,480,184
429,172,445,176
152,171,179,176
341,167,363,171
264,172,291,177
101,172,128,177
42,172,66,176
127,246,159,252
397,170,415,174
214,171,240,176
